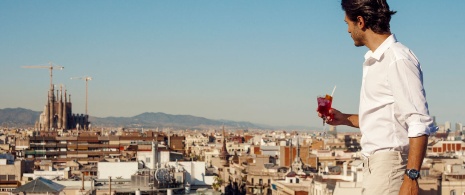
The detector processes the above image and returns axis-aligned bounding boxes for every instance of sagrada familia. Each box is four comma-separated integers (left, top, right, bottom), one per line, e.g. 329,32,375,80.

34,84,90,131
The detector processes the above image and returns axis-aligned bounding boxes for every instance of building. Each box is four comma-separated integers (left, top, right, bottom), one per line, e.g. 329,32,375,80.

169,135,186,154
0,155,33,183
12,177,65,195
441,163,465,195
167,161,214,185
35,85,89,131
97,162,138,179
430,140,465,154
270,174,312,195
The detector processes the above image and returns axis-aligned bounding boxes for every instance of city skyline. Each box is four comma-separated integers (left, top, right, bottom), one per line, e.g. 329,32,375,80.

1,1,464,128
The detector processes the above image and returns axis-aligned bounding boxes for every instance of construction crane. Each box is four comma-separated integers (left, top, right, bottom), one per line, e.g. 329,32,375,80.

21,62,64,89
70,76,92,115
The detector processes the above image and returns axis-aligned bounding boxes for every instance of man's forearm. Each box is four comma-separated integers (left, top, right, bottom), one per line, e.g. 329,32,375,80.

400,135,428,195
343,113,359,128
406,135,428,170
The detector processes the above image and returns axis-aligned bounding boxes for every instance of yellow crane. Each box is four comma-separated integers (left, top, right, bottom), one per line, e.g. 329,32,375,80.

70,76,92,115
21,62,64,89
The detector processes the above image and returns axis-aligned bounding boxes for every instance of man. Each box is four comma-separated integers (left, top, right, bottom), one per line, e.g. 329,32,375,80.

317,0,436,194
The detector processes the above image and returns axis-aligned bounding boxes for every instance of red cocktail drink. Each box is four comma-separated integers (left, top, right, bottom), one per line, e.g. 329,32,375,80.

317,94,333,124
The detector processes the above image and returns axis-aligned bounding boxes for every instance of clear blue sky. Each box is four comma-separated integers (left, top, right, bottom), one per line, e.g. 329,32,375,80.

1,1,464,130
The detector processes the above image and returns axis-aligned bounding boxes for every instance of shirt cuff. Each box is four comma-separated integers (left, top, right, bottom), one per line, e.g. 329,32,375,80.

408,123,431,137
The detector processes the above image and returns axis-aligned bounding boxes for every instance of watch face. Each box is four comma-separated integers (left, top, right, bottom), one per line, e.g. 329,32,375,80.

408,169,420,179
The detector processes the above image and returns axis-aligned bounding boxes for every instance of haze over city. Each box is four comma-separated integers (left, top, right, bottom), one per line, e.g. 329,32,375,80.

1,1,464,129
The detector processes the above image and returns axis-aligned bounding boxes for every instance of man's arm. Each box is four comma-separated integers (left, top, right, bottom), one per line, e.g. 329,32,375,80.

406,135,428,172
399,135,428,194
342,113,359,128
320,108,359,128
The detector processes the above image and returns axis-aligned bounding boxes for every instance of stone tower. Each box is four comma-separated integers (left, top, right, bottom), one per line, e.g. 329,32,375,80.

219,126,231,167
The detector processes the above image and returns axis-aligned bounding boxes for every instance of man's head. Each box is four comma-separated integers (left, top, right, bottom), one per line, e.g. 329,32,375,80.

342,0,396,47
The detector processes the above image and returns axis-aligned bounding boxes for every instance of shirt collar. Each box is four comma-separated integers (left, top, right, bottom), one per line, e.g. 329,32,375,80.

364,34,397,62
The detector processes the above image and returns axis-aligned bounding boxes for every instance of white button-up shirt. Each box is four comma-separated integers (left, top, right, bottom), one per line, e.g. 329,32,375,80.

359,34,435,156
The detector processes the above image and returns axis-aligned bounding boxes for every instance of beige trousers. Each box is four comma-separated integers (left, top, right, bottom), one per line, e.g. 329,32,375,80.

362,151,407,195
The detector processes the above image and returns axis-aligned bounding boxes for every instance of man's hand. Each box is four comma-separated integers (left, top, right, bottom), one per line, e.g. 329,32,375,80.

325,108,346,126
399,135,427,194
399,177,419,195
317,108,359,128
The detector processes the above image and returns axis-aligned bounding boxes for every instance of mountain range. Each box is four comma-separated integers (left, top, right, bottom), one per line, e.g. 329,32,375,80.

0,107,267,130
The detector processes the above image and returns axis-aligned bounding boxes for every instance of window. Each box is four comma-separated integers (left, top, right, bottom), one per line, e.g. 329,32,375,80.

146,157,150,163
450,190,456,195
420,169,429,177
7,175,15,181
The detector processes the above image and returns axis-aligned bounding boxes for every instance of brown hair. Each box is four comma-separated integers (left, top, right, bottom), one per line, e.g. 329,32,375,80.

341,0,396,34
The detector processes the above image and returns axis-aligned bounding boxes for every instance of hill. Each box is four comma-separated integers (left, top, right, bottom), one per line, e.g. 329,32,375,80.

0,108,263,129
0,108,41,127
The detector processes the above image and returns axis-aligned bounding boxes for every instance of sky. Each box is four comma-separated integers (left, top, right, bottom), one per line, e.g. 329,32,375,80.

1,1,464,130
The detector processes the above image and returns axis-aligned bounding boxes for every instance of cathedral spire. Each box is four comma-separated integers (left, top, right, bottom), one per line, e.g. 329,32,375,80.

292,134,304,173
221,125,228,154
219,125,230,167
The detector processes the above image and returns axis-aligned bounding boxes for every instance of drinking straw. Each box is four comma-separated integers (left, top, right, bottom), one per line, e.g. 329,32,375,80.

331,85,337,97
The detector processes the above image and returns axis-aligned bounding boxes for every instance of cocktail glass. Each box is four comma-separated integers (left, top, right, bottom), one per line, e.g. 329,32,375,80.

317,94,333,125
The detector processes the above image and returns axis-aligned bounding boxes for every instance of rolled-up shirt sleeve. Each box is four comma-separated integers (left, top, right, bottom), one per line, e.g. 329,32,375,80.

388,58,434,137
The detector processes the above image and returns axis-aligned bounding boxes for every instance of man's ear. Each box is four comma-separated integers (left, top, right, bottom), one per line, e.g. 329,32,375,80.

356,16,366,30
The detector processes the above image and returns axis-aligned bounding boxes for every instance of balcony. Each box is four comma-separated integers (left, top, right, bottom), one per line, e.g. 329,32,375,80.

25,150,36,155
67,151,120,155
88,144,117,148
56,143,68,148
43,151,58,156
30,136,55,141
44,143,57,148
108,144,120,148
67,145,89,150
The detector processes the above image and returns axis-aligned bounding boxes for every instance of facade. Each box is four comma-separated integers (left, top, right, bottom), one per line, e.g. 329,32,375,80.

271,178,312,195
167,161,214,185
35,85,89,131
441,163,465,195
0,160,24,182
226,141,249,154
430,140,465,154
185,134,209,148
23,134,121,160
169,135,186,154
279,145,314,168
137,150,183,169
97,162,138,179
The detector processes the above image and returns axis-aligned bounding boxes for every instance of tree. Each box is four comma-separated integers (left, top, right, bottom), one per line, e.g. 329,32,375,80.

212,176,223,192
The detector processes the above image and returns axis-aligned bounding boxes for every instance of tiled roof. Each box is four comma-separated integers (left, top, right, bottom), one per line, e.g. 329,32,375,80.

12,177,65,193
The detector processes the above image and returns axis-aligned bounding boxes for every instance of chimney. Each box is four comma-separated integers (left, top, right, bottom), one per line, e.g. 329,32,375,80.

289,138,292,169
343,162,348,177
152,138,158,170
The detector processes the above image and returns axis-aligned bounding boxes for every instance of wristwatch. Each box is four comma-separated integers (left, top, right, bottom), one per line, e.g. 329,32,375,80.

405,169,420,180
